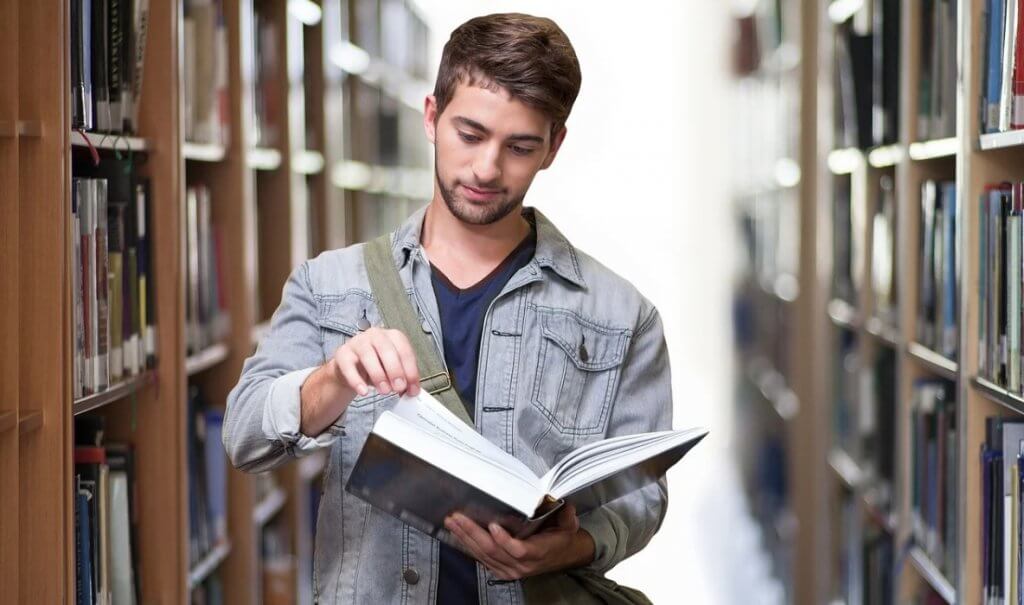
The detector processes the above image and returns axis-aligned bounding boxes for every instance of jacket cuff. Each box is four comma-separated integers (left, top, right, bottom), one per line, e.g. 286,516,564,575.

261,366,338,455
577,507,624,574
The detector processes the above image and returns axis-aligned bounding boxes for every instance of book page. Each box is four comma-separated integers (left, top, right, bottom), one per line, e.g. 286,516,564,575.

390,393,538,485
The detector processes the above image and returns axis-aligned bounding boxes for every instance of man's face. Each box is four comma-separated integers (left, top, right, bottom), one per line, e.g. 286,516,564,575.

424,82,565,226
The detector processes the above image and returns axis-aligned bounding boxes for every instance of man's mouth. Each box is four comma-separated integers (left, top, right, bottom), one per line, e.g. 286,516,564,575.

460,184,503,201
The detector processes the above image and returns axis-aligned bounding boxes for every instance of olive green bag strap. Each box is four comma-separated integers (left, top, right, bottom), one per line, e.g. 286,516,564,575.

363,234,474,427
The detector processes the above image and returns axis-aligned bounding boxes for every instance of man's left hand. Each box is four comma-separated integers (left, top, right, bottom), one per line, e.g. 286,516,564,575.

443,503,596,581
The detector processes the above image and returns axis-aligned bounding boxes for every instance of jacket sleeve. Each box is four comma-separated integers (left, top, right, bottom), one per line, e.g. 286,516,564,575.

223,261,340,473
577,305,673,574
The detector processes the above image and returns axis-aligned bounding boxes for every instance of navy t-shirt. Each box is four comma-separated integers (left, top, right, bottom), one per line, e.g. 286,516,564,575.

431,230,536,604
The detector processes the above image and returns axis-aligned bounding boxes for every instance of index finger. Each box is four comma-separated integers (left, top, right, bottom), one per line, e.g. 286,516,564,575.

385,330,421,395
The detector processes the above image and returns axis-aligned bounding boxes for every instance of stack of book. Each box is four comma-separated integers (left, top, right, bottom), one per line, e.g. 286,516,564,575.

917,179,959,360
982,0,1024,134
979,182,1024,392
917,0,958,140
981,416,1024,604
910,379,958,576
71,165,156,399
833,0,900,149
70,0,150,133
187,386,228,566
74,418,139,605
183,0,229,146
185,184,229,355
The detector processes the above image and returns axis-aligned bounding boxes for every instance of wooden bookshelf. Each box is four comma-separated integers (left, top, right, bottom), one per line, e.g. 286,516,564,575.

742,0,1024,601
5,0,433,602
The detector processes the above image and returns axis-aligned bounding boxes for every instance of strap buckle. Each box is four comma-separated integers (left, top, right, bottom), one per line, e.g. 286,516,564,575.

420,371,453,395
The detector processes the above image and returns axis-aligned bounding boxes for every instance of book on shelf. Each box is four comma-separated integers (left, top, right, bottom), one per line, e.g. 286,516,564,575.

982,0,1024,133
72,160,157,399
833,175,859,304
863,347,897,500
74,417,140,605
183,0,229,146
187,385,229,566
981,416,1024,604
346,392,707,544
253,3,280,148
910,379,958,577
69,0,150,134
185,184,230,355
980,182,1024,391
191,576,225,604
918,0,957,139
917,179,959,360
872,173,898,325
871,0,900,146
835,17,874,150
863,529,895,605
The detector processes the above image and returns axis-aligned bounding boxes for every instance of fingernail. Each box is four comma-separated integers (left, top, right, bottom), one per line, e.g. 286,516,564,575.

357,384,368,396
379,381,391,394
393,378,406,391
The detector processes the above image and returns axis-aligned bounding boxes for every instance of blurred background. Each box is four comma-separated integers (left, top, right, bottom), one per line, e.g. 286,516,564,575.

8,0,1004,602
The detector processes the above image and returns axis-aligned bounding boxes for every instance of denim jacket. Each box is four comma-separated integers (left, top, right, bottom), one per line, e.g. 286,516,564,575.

223,206,673,604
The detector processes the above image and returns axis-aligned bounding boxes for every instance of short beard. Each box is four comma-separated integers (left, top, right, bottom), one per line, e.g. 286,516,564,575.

435,160,524,226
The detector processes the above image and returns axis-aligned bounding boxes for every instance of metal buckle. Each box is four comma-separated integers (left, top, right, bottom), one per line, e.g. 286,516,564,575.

421,371,452,395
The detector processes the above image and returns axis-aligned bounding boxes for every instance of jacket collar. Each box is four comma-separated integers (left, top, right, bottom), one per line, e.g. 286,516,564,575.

391,204,587,288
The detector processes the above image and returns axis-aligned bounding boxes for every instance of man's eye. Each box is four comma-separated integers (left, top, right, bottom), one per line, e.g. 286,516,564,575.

510,145,535,156
458,132,481,143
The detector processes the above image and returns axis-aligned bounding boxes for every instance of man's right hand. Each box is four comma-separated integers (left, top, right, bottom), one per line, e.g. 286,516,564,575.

299,327,420,436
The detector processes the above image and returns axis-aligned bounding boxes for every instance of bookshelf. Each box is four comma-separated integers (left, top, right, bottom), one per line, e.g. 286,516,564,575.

730,0,828,603
736,0,1024,601
4,0,431,602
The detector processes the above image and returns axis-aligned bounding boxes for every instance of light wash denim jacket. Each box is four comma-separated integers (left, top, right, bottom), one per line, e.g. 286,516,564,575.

223,206,673,604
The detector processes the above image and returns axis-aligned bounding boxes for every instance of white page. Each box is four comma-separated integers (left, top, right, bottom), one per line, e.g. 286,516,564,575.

543,433,680,493
541,431,676,490
373,410,543,515
390,392,538,485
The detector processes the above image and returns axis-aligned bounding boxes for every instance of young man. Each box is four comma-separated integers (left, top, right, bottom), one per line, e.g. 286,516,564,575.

224,13,672,604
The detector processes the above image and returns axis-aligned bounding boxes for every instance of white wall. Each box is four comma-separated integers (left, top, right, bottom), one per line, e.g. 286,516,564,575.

412,2,740,601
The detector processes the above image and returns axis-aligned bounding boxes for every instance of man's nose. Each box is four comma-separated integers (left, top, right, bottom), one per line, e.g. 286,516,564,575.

472,145,502,184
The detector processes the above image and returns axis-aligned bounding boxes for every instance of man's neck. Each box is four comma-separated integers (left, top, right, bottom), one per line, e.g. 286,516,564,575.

420,198,532,288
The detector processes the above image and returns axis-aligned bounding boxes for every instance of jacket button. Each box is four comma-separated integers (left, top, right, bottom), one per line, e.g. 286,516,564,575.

421,320,432,333
403,568,420,585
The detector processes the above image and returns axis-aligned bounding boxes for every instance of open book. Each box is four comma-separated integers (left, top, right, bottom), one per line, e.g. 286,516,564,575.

346,391,708,542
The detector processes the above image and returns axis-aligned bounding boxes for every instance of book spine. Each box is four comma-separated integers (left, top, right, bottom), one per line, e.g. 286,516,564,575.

107,203,124,383
73,185,84,401
1010,192,1022,392
92,0,109,131
107,0,124,132
1003,0,1020,131
987,0,1007,132
95,179,109,392
129,0,149,132
85,180,98,396
982,190,991,378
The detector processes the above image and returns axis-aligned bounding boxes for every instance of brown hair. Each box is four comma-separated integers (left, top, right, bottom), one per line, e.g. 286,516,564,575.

433,13,582,136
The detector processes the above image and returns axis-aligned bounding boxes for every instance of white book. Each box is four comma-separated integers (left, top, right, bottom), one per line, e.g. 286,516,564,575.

1009,211,1021,392
347,392,707,544
108,470,136,605
1002,0,1020,132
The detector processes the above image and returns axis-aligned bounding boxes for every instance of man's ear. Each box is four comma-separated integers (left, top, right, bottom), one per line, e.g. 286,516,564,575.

540,125,567,170
424,95,438,144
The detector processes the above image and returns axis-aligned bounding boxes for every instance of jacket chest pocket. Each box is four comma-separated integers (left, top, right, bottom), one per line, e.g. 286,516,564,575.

316,291,382,362
530,308,630,436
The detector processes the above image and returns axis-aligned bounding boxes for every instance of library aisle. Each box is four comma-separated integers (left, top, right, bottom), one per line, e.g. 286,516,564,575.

2,0,834,603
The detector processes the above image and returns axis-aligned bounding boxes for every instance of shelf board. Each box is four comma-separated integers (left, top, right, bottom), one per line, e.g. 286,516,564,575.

827,147,865,175
73,371,156,416
972,376,1024,415
906,342,958,381
253,487,287,527
866,144,904,168
907,546,956,603
183,141,227,162
18,410,43,435
827,447,866,490
299,451,327,482
185,343,230,376
0,411,15,434
864,316,900,348
827,298,860,330
908,137,958,160
827,0,864,24
71,130,150,152
187,540,232,590
292,149,325,175
979,129,1024,151
247,147,282,171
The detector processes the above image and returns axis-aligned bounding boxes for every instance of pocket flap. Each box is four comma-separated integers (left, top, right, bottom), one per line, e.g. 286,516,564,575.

316,291,381,335
539,309,629,371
